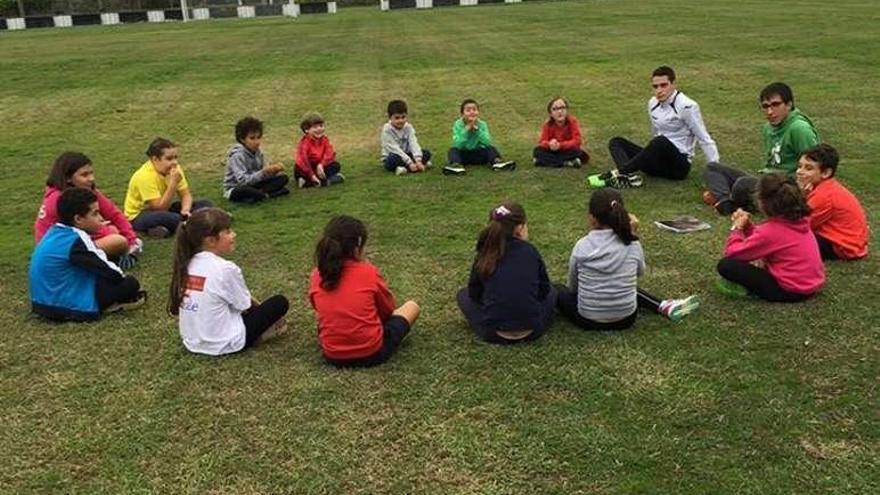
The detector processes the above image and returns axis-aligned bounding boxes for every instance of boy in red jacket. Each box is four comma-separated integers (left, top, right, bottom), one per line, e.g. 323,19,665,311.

796,144,869,260
293,112,345,188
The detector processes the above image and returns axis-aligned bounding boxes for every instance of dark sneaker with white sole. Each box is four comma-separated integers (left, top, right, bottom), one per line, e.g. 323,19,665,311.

104,290,148,315
608,171,643,189
492,160,516,171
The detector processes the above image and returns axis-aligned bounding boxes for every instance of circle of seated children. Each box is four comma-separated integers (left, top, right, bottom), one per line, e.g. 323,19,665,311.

28,67,870,366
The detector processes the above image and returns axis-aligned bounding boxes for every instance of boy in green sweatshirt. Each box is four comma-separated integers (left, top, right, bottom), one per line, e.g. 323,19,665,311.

703,82,819,214
443,99,515,175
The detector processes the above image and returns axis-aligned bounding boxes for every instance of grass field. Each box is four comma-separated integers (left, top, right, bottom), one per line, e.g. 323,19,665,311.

1,1,878,493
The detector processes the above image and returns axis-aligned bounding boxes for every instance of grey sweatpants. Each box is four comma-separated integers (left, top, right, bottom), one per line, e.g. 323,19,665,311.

703,162,758,212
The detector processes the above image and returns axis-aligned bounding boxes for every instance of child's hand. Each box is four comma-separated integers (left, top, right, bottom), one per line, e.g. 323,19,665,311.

731,208,751,230
168,167,183,186
311,175,322,186
797,178,813,194
265,163,284,175
129,238,144,256
316,164,327,180
549,139,560,151
466,116,478,129
628,213,640,233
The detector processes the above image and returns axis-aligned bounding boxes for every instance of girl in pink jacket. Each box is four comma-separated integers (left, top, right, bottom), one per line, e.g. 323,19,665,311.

717,173,824,302
34,152,141,262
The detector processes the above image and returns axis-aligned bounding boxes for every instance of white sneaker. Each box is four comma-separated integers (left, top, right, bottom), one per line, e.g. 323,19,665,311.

659,295,700,322
297,177,307,188
395,166,408,176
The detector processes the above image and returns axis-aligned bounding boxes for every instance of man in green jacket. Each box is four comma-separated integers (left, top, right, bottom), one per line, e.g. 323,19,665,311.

703,82,819,214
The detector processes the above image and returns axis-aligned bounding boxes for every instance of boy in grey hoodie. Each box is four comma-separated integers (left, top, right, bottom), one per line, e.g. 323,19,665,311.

223,117,289,203
381,100,431,175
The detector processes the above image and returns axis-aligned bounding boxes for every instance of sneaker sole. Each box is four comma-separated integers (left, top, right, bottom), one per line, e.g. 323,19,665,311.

492,161,516,171
104,291,147,314
668,295,700,322
443,168,466,176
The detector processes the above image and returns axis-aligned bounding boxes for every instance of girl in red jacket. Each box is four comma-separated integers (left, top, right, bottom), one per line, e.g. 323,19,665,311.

34,152,141,264
533,97,590,168
717,173,825,302
309,216,420,367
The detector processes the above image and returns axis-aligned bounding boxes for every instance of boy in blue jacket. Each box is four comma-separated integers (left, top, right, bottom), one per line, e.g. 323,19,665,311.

29,188,144,321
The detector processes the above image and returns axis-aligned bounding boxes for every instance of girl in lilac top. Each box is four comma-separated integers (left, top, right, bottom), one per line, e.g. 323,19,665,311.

717,173,825,302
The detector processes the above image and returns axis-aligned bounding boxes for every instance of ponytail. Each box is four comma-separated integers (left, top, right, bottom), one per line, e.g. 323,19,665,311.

474,202,527,280
589,189,637,245
315,216,367,291
167,208,233,315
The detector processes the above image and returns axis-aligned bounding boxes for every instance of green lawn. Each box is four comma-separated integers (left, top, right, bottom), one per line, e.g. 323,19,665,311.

1,1,878,493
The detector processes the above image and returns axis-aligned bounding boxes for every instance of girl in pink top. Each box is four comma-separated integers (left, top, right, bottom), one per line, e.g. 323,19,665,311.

717,173,825,302
34,152,140,261
533,97,590,168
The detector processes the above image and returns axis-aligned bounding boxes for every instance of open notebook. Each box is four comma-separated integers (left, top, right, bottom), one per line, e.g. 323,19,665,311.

654,216,712,234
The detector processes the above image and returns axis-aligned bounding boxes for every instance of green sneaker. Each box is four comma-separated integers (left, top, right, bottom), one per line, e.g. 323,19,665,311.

587,172,609,188
715,279,749,298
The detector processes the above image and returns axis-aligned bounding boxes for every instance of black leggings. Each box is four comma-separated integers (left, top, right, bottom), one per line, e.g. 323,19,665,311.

716,258,814,303
229,175,290,203
242,295,290,348
555,284,640,330
532,147,590,167
815,234,839,261
555,284,669,330
608,135,691,180
95,275,141,310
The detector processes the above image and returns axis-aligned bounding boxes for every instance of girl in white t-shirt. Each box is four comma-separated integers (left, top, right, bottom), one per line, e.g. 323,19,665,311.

168,208,289,355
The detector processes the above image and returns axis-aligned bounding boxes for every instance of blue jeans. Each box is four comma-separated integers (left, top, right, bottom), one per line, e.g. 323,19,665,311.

382,149,432,171
131,199,213,234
